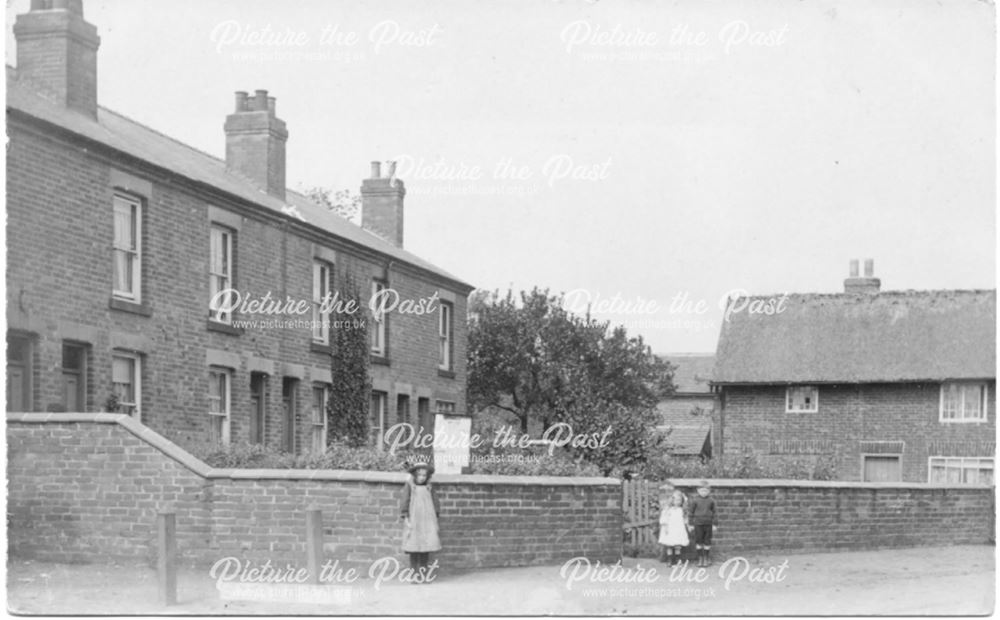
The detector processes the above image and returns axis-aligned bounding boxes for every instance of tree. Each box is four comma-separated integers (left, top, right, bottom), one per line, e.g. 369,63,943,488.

467,287,676,473
303,186,362,223
327,275,372,447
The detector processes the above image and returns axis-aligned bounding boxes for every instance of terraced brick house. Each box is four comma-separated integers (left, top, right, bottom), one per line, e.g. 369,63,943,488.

6,0,474,454
711,260,995,483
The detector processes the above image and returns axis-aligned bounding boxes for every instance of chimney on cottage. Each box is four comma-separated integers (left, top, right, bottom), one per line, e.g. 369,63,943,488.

13,0,101,118
224,90,288,200
843,258,881,294
361,161,406,247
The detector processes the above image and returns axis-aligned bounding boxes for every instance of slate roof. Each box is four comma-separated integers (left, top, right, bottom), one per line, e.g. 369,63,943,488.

656,397,713,456
660,354,715,394
713,289,996,384
6,68,472,290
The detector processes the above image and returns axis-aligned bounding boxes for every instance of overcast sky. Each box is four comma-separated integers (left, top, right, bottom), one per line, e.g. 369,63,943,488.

6,0,995,353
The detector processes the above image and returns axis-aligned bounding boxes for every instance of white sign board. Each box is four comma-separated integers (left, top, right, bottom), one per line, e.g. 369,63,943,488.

433,414,471,474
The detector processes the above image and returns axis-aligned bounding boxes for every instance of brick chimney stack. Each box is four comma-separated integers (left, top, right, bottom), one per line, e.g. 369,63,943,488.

224,90,288,200
361,161,406,247
13,0,101,118
843,258,881,294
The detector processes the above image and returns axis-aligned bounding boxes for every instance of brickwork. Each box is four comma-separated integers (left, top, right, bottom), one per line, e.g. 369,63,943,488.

6,116,469,455
7,415,622,569
670,479,994,557
718,382,997,481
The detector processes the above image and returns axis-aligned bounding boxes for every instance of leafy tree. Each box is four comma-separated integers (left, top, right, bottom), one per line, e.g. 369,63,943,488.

303,186,362,223
327,275,371,447
467,287,676,474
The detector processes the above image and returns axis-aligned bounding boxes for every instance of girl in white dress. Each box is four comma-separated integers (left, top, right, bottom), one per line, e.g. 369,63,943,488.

658,490,690,565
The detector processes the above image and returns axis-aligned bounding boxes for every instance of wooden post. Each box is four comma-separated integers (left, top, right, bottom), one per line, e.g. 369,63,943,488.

306,505,323,584
157,510,177,606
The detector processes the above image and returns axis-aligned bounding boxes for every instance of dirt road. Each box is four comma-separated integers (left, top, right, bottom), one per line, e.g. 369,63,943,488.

7,545,994,615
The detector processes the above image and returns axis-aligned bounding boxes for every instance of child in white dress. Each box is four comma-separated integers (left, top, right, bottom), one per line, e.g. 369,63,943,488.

658,490,690,565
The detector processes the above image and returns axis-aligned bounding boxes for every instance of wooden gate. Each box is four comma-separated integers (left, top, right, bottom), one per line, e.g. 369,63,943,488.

623,479,659,547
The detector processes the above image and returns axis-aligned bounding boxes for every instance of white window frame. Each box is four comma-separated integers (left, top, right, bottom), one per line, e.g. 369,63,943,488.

785,385,818,413
370,280,387,356
312,262,332,344
311,384,329,455
209,226,234,324
438,301,452,370
939,382,989,423
928,456,994,485
112,194,142,302
208,367,232,445
111,352,141,419
371,390,387,450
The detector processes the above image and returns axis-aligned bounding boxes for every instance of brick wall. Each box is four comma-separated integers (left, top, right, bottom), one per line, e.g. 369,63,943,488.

7,414,622,569
6,116,469,456
719,382,996,481
670,479,994,557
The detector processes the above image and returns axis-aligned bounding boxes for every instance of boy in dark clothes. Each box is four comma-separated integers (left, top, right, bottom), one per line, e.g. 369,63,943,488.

687,480,717,567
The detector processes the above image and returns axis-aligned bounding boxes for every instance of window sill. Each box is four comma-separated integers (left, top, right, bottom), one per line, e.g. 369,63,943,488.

310,341,332,354
437,368,456,379
938,418,988,424
109,297,153,317
370,355,390,367
207,320,243,336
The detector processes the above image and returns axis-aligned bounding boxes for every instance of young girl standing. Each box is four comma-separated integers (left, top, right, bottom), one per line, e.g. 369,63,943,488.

657,490,690,565
399,462,441,580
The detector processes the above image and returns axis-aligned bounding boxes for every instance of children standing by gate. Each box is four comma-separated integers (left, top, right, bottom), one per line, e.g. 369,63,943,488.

658,490,690,565
688,480,718,567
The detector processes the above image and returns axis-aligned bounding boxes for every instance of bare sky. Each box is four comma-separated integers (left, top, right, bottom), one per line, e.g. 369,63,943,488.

6,0,995,353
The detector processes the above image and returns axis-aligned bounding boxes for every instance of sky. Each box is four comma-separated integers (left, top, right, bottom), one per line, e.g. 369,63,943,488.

5,0,996,353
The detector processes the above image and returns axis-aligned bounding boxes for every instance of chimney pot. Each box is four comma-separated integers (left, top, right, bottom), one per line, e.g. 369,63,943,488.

254,89,268,111
864,258,874,277
267,96,276,115
370,161,382,179
234,91,248,112
849,259,859,278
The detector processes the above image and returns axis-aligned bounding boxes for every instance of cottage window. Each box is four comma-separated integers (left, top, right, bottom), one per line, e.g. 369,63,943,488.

311,384,329,455
312,261,332,344
929,457,994,485
208,226,234,323
940,383,988,422
785,386,818,413
112,194,142,301
112,352,141,418
207,367,231,445
436,400,456,414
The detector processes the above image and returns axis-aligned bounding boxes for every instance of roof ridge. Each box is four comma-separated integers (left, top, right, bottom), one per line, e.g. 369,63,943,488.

731,288,996,299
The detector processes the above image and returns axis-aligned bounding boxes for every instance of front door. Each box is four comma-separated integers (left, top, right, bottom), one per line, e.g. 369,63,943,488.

282,378,297,454
863,455,902,482
250,373,266,444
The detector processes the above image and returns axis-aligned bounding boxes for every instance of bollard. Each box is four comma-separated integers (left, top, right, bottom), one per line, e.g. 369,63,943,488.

157,510,177,606
306,506,323,584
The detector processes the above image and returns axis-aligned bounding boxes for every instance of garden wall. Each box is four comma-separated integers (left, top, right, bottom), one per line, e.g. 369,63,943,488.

666,479,994,556
7,414,622,569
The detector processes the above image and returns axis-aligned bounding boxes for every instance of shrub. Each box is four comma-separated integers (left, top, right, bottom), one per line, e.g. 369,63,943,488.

192,441,423,473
